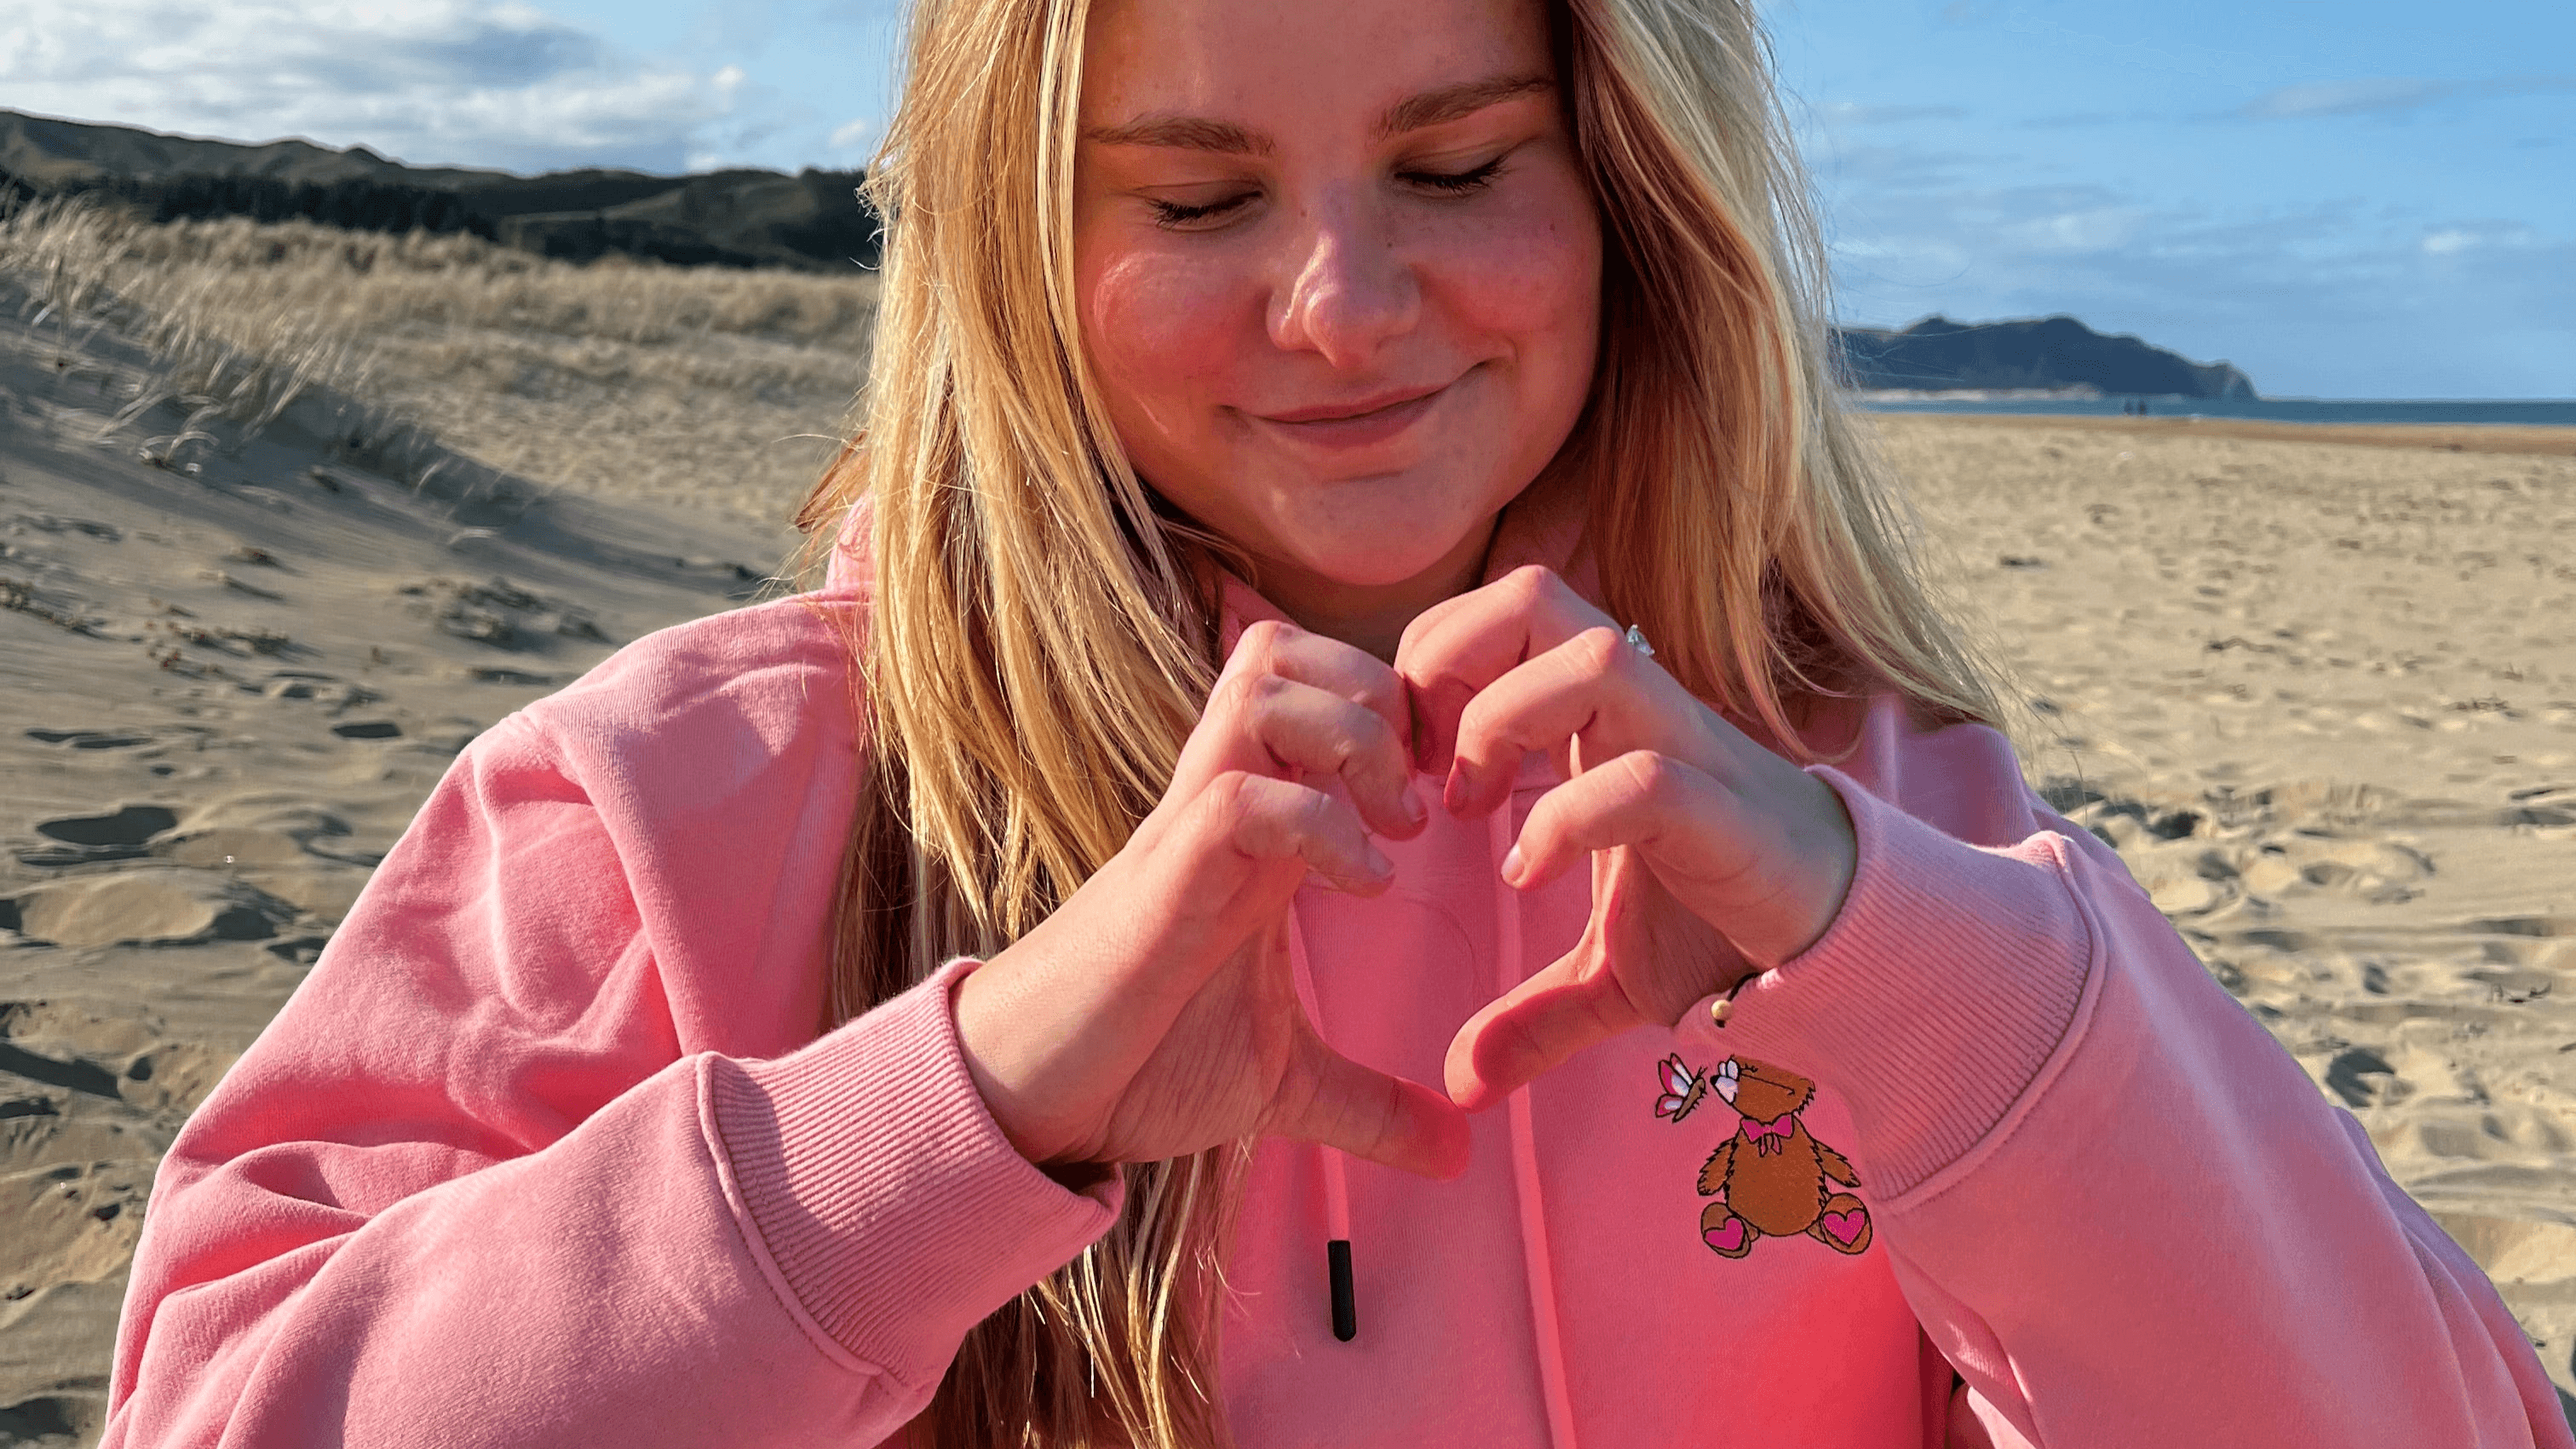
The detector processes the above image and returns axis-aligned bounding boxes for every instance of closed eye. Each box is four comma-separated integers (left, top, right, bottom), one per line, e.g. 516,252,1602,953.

1147,190,1259,229
1402,156,1504,196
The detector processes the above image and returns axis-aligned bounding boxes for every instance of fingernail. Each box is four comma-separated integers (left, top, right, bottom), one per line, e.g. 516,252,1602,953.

1401,783,1428,826
1443,766,1468,816
1500,844,1525,885
1366,842,1394,878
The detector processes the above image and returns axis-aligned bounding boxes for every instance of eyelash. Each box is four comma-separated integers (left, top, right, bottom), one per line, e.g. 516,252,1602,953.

1147,194,1251,227
1406,156,1506,195
1144,156,1509,229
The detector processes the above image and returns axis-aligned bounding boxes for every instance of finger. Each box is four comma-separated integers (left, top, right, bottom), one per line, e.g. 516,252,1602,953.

1442,950,1646,1113
1448,624,1711,819
1504,750,1748,892
1220,618,1414,750
1124,772,1393,1017
1032,771,1383,1083
1176,673,1423,840
1187,622,1425,835
1509,752,1844,966
1276,1034,1472,1180
1216,618,1422,773
1202,771,1394,898
1394,566,1611,779
1252,676,1426,838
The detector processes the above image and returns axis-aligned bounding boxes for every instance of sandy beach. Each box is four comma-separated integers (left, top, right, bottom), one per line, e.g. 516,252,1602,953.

1881,411,2576,1427
3,229,2572,1440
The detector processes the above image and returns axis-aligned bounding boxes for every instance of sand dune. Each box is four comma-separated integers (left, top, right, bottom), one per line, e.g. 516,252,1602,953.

0,279,789,1440
3,235,2573,1440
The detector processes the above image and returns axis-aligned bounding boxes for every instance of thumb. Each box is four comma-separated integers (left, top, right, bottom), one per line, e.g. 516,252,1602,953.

1275,1034,1472,1181
1444,950,1644,1113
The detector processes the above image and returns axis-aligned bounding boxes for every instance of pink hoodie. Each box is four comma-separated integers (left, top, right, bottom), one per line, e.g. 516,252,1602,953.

102,508,2571,1448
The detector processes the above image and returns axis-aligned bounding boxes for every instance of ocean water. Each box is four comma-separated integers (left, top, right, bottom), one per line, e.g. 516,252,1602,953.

1854,395,2576,427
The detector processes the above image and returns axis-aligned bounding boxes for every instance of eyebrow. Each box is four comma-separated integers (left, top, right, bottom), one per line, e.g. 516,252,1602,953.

1083,72,1555,156
1083,115,1271,157
1375,74,1554,141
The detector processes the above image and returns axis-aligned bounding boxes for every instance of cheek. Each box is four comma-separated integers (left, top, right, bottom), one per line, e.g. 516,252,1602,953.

1079,248,1247,431
1435,187,1603,375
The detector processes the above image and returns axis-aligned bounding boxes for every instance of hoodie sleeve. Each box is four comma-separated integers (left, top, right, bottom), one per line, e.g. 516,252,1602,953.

102,686,1116,1447
1688,709,2573,1449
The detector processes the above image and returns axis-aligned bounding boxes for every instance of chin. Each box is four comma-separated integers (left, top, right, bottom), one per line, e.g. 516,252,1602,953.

1266,509,1486,589
1248,456,1509,578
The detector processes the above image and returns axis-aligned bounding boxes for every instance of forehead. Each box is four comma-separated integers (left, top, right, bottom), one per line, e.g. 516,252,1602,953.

1079,0,1554,124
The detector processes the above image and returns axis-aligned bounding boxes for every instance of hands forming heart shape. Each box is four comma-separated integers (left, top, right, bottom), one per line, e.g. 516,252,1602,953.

953,565,1857,1183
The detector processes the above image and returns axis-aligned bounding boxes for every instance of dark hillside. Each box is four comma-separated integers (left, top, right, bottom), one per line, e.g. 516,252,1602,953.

1836,314,2257,399
1,110,878,272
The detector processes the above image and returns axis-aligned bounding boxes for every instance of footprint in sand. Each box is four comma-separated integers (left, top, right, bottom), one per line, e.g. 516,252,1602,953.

398,575,611,652
2069,789,2443,917
1,1001,227,1120
0,998,196,1435
21,728,150,751
7,870,296,950
14,806,178,867
260,670,380,711
2326,1046,2405,1107
141,798,383,923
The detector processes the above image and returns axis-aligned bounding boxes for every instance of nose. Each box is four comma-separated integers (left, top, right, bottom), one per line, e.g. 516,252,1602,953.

1266,189,1420,368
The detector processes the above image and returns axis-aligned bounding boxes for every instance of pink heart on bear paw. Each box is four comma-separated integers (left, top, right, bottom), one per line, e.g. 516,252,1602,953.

1821,1209,1866,1245
1704,1217,1747,1254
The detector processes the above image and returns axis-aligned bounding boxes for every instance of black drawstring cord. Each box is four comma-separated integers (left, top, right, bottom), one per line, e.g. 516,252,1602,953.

1328,1239,1357,1341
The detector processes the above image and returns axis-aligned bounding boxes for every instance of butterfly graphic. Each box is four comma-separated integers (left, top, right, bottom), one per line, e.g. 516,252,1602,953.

1653,1053,1739,1123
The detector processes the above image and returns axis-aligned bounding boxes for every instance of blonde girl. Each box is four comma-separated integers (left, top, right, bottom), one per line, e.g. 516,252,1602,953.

106,0,2570,1446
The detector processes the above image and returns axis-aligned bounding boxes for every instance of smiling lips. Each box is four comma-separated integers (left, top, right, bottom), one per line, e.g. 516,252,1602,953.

1250,379,1453,449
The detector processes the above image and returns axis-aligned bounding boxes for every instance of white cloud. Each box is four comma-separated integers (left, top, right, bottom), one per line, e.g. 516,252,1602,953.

2005,205,2142,254
2238,74,2576,121
828,118,877,152
2240,77,2453,119
2422,222,2539,256
0,0,739,173
1811,102,1969,128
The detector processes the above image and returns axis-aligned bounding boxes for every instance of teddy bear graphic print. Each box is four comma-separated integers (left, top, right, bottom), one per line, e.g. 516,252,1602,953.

1653,1054,1873,1258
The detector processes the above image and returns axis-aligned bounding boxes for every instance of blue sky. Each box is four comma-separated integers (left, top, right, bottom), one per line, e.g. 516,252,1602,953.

2,0,2566,396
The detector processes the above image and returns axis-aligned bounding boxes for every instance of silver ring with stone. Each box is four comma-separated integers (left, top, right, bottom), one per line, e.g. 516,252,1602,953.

1624,623,1655,659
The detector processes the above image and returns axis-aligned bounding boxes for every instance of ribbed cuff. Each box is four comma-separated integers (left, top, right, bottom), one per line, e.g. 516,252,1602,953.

1688,765,2096,1199
704,958,1121,1383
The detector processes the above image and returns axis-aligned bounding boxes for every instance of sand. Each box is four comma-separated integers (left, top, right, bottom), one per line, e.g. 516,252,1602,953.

1881,411,2576,1423
0,280,792,1442
3,272,2573,1440
1884,411,2576,460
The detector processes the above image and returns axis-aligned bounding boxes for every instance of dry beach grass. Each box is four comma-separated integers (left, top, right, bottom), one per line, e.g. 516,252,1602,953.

1,198,874,532
1,207,2572,1440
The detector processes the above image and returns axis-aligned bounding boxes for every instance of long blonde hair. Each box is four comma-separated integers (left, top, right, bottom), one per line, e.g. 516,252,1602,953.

795,0,2009,1443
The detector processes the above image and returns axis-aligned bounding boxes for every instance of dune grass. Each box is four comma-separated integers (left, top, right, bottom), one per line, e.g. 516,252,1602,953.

0,198,877,529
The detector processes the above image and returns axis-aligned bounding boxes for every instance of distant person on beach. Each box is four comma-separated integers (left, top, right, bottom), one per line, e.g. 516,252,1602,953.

101,0,2572,1445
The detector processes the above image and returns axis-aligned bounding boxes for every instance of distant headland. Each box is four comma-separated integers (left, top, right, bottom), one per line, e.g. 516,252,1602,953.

1836,314,2257,400
5,109,2254,399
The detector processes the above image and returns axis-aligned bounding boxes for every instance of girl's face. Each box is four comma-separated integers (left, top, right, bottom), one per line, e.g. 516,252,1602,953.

1072,0,1602,641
